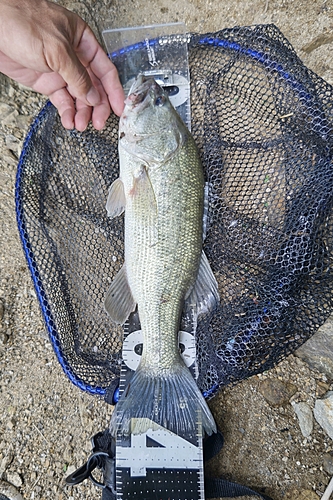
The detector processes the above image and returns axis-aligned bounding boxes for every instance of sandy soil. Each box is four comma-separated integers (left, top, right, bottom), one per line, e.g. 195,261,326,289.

1,1,333,499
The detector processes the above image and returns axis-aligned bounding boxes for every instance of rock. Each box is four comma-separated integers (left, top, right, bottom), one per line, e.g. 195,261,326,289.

317,381,331,398
5,134,21,157
0,480,24,500
323,452,333,475
6,418,16,430
0,73,10,92
302,33,333,54
3,151,18,166
298,491,319,500
0,332,9,345
291,401,313,437
285,488,320,499
0,102,18,126
313,391,333,439
296,316,333,378
258,378,298,406
16,114,33,131
0,452,14,476
66,464,76,476
6,471,23,488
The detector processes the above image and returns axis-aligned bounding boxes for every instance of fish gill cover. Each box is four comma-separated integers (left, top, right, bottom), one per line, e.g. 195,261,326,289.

15,24,333,400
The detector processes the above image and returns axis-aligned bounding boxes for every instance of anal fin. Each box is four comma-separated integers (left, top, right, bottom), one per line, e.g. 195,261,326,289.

185,251,220,317
104,264,136,325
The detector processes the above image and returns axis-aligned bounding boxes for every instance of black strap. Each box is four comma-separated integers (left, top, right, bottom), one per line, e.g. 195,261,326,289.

204,428,224,461
65,430,115,492
101,487,115,500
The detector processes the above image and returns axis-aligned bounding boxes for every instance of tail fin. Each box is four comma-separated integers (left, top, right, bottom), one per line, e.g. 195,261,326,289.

110,362,216,438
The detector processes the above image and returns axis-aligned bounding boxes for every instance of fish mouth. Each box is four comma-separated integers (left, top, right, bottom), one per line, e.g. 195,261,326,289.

125,75,160,109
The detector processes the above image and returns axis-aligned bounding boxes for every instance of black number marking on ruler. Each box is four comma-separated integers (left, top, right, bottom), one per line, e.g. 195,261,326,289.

122,330,197,372
116,423,204,500
117,419,203,476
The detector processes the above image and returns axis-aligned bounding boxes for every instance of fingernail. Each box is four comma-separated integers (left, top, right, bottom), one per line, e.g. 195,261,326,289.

87,87,100,106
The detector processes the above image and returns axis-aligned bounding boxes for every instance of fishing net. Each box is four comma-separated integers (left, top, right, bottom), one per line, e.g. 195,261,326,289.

16,24,333,401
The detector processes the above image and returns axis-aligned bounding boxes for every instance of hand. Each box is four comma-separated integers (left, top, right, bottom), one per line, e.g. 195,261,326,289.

0,0,125,131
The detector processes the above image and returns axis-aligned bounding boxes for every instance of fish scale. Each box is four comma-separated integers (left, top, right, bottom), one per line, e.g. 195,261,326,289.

127,147,204,371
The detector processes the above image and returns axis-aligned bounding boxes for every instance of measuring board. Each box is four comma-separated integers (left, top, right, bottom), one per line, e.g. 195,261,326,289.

102,23,205,500
114,310,204,500
102,22,191,129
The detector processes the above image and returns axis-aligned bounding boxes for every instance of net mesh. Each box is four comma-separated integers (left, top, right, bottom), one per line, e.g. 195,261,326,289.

16,24,333,399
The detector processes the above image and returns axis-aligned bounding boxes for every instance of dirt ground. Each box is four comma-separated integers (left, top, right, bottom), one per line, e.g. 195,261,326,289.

1,0,333,499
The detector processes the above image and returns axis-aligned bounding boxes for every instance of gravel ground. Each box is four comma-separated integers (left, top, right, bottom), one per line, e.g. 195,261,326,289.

1,1,333,499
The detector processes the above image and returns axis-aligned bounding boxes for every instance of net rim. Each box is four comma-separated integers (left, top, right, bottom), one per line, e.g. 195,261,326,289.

15,26,330,400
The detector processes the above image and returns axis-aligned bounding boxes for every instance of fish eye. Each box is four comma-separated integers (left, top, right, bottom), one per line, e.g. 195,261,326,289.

155,95,166,107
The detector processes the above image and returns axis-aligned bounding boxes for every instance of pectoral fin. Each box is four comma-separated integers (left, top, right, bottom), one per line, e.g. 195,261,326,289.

185,251,220,317
106,178,126,218
104,264,136,325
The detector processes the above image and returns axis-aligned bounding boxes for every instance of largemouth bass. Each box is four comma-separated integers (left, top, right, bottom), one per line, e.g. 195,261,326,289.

105,75,218,437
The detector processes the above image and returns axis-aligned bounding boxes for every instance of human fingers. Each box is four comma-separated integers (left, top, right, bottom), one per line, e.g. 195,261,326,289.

75,27,125,116
43,22,122,123
34,68,110,131
35,2,101,107
74,93,110,132
73,100,92,132
88,70,112,130
0,0,99,106
69,69,110,131
91,97,112,131
0,51,76,130
48,87,76,130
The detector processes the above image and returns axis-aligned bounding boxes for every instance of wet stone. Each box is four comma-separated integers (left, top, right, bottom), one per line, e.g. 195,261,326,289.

259,378,298,406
